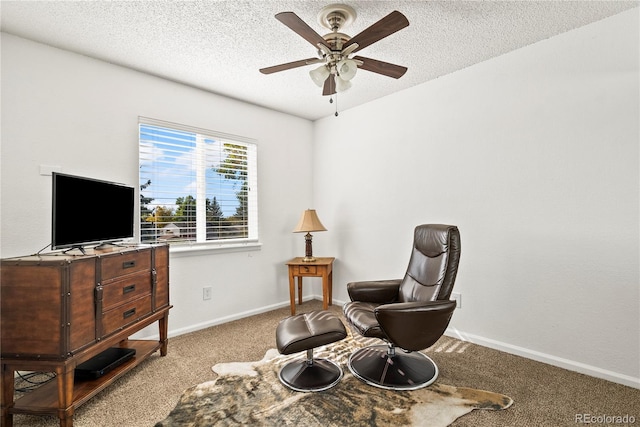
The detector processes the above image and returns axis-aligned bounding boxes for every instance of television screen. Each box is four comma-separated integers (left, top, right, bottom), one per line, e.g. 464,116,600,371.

52,172,135,250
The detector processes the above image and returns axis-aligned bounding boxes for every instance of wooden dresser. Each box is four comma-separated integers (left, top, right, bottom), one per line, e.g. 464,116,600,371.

0,244,171,427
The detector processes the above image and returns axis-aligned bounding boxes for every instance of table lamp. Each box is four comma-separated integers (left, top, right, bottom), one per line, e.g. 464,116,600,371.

293,209,326,262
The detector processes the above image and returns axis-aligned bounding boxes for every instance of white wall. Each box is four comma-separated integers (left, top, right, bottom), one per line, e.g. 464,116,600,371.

1,8,638,389
313,9,639,387
0,33,314,336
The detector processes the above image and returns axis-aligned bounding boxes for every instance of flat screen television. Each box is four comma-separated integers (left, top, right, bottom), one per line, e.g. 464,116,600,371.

52,172,135,251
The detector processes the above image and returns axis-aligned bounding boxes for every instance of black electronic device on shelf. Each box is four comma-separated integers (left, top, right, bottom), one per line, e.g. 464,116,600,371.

74,348,136,380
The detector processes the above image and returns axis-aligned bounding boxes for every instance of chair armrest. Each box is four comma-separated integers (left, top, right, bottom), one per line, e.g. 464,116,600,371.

375,300,456,351
347,279,401,303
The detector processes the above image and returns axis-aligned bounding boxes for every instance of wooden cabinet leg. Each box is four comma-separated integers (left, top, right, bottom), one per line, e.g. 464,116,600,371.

1,363,15,427
159,314,169,356
55,366,74,427
60,410,74,427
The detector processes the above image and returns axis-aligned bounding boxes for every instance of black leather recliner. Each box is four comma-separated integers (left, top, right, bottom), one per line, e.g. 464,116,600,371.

343,224,461,390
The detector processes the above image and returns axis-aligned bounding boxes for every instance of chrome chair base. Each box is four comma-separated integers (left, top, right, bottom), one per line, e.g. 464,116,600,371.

279,355,343,392
348,344,438,390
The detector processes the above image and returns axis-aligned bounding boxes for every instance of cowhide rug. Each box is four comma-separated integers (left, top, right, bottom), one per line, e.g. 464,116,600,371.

156,334,513,426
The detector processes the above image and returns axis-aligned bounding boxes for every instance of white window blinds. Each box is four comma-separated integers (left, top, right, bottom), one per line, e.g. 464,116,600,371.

139,118,258,246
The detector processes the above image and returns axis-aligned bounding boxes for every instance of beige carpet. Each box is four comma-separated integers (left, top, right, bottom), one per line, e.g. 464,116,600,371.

11,301,640,426
155,333,512,426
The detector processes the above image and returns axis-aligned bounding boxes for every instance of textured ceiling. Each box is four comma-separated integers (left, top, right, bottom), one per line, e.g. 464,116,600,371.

1,1,637,121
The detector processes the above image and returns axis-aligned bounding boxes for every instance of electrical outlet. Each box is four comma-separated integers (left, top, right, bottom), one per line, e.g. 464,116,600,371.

451,292,462,309
203,287,212,300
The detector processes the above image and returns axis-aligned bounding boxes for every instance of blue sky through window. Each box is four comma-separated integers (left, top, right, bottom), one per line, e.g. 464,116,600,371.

139,124,242,218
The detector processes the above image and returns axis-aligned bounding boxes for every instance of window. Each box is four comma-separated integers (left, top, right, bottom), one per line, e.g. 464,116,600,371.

139,118,258,248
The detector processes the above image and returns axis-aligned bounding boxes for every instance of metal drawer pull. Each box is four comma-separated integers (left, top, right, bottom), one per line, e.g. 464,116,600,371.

123,284,136,294
123,308,136,319
123,260,136,269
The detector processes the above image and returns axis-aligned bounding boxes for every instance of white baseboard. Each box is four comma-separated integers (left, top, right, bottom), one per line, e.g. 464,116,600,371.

445,327,640,390
132,297,316,340
321,296,639,389
167,300,300,338
135,296,639,390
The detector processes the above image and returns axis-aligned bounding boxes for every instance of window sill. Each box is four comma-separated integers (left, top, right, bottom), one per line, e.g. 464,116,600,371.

168,241,262,257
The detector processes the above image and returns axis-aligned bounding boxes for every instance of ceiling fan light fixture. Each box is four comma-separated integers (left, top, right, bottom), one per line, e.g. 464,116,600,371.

337,58,357,81
263,8,409,110
335,75,352,92
309,65,330,87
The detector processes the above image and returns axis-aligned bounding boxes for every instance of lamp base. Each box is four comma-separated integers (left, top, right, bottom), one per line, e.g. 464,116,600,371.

303,232,316,262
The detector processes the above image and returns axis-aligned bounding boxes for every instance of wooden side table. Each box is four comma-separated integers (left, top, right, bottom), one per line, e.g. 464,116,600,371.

286,257,335,315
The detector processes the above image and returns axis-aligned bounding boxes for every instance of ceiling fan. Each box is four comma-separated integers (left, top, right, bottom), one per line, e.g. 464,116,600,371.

259,4,409,97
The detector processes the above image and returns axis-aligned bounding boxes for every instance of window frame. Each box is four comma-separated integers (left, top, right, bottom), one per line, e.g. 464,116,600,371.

138,117,260,255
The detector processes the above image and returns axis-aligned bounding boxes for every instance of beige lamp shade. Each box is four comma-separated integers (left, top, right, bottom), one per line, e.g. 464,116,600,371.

293,209,326,262
293,209,327,233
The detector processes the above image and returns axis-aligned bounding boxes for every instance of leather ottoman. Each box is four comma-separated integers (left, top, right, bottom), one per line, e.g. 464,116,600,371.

275,310,347,392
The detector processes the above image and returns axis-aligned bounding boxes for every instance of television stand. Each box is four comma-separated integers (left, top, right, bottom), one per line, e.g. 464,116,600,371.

93,241,130,250
62,245,87,255
1,244,171,427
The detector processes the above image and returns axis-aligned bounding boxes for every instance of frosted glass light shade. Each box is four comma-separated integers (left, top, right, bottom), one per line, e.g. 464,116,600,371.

309,66,330,87
335,76,352,92
336,59,357,81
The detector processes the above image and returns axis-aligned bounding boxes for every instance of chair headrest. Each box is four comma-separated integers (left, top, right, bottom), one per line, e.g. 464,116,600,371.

414,224,458,258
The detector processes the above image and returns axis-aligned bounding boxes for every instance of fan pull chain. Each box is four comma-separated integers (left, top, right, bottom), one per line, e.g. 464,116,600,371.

328,93,339,117
332,93,339,117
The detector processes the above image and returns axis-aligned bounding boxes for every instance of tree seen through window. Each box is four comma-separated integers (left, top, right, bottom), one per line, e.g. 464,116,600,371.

139,122,257,245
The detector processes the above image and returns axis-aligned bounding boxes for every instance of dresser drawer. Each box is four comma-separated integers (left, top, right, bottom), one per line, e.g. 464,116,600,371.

295,265,317,275
100,250,151,281
101,295,152,337
101,272,152,311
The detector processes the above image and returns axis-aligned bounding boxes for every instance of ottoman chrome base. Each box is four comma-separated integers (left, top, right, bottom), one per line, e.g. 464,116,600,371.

276,311,347,392
278,349,343,392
